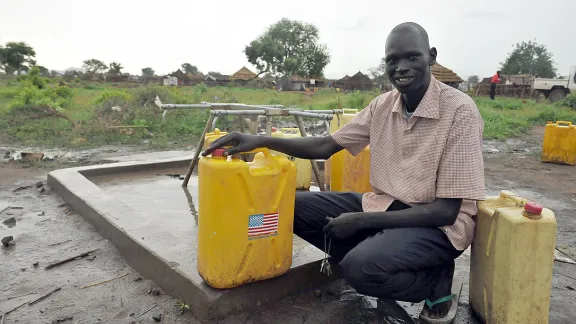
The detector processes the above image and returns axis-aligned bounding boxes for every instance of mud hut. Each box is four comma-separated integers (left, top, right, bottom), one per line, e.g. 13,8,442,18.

349,71,374,91
334,75,352,90
229,66,258,86
431,63,463,88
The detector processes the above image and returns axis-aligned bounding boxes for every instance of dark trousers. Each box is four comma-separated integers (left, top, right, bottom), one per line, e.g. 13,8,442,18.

294,191,462,303
490,83,496,100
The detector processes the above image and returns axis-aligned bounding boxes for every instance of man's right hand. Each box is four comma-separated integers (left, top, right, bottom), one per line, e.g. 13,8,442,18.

202,132,264,157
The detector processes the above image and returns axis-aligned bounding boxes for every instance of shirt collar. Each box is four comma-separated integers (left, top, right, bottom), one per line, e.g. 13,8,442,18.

391,76,441,120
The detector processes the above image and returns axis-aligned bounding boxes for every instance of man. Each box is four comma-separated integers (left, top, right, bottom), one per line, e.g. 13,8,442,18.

490,71,501,100
203,22,485,323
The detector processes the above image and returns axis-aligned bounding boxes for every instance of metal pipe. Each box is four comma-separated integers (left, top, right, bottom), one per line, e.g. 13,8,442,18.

182,115,215,187
294,115,325,191
288,110,334,120
239,115,246,133
303,109,343,114
265,116,273,136
211,116,219,130
201,102,284,109
210,110,266,116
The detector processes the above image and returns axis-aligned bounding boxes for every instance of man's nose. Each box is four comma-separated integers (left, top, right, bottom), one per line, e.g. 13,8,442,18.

396,61,410,73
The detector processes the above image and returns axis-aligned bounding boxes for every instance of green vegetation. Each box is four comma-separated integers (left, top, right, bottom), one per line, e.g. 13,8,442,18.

476,97,575,139
0,76,575,148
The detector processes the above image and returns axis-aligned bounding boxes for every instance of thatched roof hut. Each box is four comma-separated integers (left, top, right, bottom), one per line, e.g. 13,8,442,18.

230,66,257,81
431,63,463,86
338,71,374,91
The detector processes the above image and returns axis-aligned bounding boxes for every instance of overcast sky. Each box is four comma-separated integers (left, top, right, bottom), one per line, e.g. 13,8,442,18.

1,0,574,80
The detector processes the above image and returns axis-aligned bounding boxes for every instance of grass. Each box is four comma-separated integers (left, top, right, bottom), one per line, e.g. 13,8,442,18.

475,97,576,139
0,78,575,148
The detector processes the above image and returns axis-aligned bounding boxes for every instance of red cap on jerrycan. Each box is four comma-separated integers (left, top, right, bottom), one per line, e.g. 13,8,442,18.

523,201,543,219
211,148,226,157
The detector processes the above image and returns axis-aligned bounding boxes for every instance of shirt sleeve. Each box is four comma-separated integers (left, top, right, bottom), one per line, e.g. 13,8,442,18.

436,103,486,201
329,97,377,156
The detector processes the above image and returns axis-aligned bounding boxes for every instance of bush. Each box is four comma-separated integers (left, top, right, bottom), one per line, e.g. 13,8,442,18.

556,92,576,110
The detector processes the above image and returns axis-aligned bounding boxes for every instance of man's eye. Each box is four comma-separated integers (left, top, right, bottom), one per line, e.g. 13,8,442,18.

409,56,418,61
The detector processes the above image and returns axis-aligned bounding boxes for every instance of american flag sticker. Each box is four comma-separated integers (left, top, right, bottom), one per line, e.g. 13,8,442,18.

248,213,279,239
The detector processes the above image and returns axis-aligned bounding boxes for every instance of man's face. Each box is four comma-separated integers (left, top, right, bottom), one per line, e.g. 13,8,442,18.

384,31,435,94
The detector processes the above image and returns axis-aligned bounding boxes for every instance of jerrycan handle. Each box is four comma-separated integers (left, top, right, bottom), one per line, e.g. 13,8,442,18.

499,190,528,207
211,147,271,158
241,147,272,157
555,121,573,127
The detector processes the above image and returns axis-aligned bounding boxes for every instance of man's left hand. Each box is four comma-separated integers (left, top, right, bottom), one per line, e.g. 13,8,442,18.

323,212,366,240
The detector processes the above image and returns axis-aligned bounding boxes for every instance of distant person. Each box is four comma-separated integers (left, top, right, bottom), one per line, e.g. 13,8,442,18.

490,71,501,100
204,22,484,323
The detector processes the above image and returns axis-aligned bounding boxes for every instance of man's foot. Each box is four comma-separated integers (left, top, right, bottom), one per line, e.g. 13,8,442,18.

419,264,462,324
423,265,454,318
421,296,453,319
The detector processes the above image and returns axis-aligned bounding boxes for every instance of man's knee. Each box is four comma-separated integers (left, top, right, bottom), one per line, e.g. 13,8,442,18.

339,247,391,294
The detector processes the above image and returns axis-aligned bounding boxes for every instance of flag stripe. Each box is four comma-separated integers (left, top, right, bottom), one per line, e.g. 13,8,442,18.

248,212,279,237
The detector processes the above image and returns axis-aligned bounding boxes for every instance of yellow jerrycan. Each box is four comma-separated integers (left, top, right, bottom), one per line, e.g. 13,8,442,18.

325,108,358,191
270,128,312,190
469,190,557,324
541,121,576,165
197,147,297,289
342,146,371,193
202,128,228,149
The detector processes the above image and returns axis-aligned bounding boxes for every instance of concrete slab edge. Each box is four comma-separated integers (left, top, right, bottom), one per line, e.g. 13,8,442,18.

47,157,337,322
47,168,214,319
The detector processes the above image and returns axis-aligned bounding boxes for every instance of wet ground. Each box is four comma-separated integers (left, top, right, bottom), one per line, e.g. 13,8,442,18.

1,127,576,323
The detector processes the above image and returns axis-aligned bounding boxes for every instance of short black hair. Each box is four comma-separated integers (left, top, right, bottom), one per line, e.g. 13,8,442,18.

388,22,431,50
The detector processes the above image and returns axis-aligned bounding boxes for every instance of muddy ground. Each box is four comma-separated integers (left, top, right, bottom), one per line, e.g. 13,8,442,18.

1,126,575,324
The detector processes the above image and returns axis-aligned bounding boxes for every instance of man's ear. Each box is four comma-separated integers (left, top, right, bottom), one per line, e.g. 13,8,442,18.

429,47,437,66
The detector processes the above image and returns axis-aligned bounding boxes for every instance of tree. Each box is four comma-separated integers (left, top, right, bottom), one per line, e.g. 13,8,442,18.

141,67,155,76
244,18,330,78
369,57,388,84
108,62,123,75
82,59,107,74
0,42,36,75
467,75,480,83
181,63,200,75
35,65,50,77
500,40,557,78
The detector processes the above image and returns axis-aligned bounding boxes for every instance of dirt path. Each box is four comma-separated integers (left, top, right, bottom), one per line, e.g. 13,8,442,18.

1,128,576,323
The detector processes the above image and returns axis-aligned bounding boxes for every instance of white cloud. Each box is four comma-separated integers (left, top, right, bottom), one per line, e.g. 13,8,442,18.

1,0,574,80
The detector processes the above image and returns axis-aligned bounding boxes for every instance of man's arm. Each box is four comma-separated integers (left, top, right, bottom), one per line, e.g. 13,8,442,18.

358,198,462,230
258,135,343,160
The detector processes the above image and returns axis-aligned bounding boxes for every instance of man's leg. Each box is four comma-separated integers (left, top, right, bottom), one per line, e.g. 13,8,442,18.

490,83,496,100
338,227,462,304
293,191,365,262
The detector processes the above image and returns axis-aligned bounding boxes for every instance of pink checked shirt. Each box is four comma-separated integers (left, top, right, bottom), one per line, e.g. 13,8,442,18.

331,76,485,251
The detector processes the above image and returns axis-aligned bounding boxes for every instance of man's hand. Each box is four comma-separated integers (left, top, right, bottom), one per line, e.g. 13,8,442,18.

202,132,264,157
323,212,366,240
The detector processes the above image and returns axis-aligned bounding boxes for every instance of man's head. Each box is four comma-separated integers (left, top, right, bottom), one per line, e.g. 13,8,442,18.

384,22,436,95
497,71,501,76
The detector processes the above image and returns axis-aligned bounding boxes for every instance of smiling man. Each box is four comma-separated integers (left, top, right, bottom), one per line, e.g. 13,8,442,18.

203,22,485,323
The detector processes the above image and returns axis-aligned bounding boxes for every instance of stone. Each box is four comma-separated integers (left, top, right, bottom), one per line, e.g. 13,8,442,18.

2,236,14,247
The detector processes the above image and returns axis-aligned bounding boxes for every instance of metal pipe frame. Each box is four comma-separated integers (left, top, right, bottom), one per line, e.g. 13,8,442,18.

182,114,215,187
181,107,331,190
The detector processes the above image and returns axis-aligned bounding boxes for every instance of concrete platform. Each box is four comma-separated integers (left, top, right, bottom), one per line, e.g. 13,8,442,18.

47,156,336,322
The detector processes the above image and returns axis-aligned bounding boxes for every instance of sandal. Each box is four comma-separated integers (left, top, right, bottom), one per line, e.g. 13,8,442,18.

419,278,463,324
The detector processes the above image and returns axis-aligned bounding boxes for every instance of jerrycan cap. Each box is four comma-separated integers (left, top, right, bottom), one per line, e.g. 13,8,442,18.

524,201,543,216
272,127,277,132
211,148,226,157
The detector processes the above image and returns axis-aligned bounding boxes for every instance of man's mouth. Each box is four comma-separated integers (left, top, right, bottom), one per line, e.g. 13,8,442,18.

395,76,414,85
